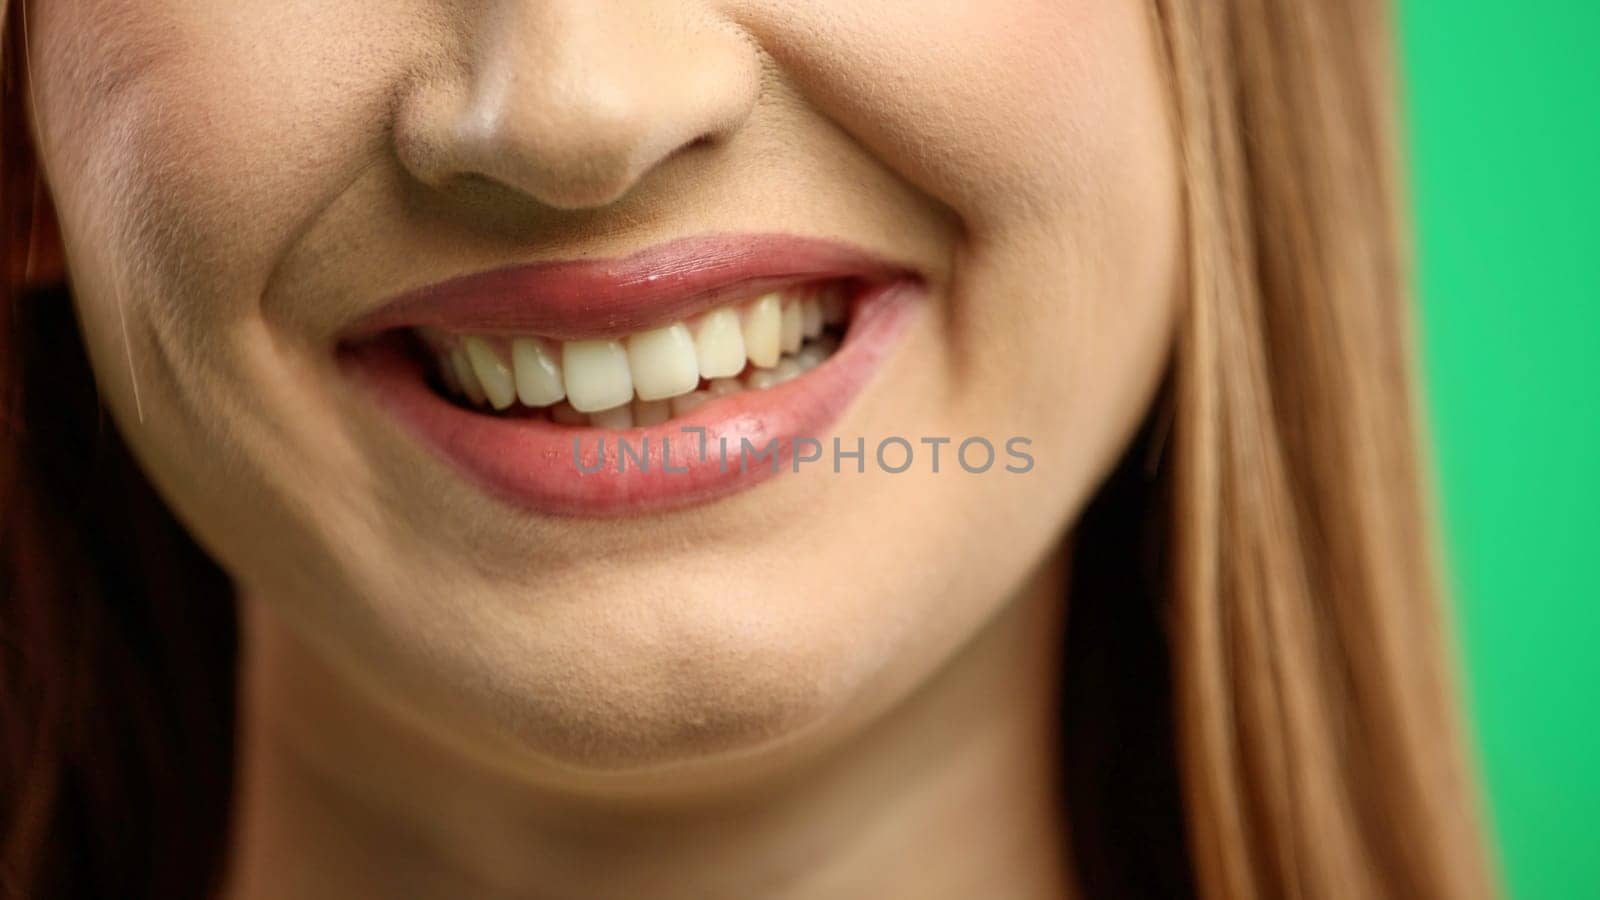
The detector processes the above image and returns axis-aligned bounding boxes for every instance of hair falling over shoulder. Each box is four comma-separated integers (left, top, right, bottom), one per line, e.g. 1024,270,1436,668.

1,3,238,899
1148,0,1496,896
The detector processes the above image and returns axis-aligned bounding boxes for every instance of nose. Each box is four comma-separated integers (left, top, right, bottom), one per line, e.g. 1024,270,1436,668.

396,2,760,210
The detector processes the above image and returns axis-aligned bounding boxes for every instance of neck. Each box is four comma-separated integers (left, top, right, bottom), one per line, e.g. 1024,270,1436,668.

221,558,1076,900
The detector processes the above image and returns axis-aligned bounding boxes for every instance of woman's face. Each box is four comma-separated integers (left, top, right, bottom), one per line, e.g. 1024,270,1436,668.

29,1,1178,773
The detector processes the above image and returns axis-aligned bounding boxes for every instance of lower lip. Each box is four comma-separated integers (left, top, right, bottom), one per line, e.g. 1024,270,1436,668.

340,280,924,517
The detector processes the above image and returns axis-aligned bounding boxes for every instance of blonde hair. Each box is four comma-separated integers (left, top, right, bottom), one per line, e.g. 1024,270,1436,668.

1154,0,1495,895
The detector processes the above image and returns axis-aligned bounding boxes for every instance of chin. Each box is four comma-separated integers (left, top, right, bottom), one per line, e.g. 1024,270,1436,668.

383,581,888,780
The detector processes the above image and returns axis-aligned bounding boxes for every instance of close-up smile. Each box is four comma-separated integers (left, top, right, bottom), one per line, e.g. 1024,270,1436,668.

339,234,925,515
5,0,1513,896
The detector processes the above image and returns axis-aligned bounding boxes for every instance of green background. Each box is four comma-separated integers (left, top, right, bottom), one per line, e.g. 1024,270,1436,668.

1398,2,1599,897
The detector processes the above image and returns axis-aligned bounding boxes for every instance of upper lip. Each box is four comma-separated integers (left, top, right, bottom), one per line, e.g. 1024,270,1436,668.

344,233,918,342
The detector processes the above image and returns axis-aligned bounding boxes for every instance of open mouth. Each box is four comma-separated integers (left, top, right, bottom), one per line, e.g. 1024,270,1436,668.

414,279,854,429
338,235,923,516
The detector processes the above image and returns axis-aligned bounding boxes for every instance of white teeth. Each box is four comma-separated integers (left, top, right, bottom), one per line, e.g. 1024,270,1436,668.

801,297,823,338
779,301,803,354
633,399,671,427
432,283,849,420
691,307,747,379
464,338,516,410
741,293,782,369
626,324,700,401
562,339,634,413
512,338,565,407
450,347,488,406
589,405,635,429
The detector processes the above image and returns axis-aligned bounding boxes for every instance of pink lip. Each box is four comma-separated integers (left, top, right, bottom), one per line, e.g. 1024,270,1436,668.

339,235,925,516
348,233,917,341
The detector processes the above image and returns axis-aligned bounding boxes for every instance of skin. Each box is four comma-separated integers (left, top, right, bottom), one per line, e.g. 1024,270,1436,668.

25,1,1180,897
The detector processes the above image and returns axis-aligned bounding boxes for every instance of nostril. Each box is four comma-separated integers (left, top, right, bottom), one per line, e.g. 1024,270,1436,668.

663,133,720,168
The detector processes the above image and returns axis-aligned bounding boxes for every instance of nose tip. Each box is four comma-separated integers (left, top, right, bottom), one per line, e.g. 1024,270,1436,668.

396,5,759,211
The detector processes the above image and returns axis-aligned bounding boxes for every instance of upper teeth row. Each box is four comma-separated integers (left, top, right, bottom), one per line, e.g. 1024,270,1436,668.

423,286,847,413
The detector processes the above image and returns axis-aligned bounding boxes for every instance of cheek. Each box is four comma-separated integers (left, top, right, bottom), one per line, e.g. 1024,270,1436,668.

25,1,452,594
733,0,1169,224
738,0,1180,450
32,0,433,349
